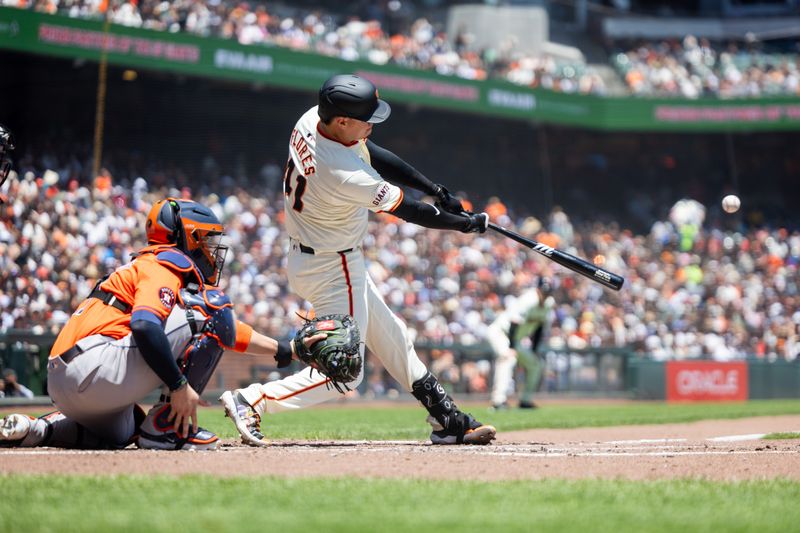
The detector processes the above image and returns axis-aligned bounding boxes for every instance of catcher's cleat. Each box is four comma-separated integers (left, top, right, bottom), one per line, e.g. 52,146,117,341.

426,414,497,445
219,390,269,447
137,404,219,451
0,414,34,447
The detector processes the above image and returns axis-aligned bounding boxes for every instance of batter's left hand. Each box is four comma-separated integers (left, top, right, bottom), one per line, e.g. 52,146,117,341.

461,212,489,234
434,184,464,215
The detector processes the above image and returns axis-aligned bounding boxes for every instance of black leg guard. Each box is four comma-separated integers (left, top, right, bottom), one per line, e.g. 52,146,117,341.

33,411,122,449
411,372,472,444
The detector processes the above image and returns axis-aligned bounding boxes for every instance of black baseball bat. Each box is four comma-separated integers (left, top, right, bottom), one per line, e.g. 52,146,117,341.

488,222,625,291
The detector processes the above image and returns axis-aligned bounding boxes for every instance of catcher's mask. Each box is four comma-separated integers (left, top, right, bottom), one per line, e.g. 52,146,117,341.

0,124,15,196
146,198,228,285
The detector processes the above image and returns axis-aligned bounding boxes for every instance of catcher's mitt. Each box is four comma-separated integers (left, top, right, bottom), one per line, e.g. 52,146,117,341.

293,314,362,393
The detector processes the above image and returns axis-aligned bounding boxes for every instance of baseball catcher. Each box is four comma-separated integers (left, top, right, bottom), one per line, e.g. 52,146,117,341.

293,314,362,394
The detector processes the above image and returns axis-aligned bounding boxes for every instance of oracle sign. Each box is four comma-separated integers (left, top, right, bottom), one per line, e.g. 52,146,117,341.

666,361,748,402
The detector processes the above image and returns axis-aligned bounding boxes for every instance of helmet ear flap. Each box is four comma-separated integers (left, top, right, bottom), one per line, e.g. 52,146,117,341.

158,199,184,245
170,200,187,247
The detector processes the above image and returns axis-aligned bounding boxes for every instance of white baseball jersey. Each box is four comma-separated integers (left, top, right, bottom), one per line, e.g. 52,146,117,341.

488,287,553,406
492,288,552,341
237,105,430,416
283,106,404,253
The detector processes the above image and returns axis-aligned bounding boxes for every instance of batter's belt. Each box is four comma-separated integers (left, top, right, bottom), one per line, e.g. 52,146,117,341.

296,241,353,255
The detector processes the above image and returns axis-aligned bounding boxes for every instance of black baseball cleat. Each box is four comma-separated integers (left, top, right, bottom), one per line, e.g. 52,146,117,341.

137,404,219,451
518,401,539,409
426,413,496,445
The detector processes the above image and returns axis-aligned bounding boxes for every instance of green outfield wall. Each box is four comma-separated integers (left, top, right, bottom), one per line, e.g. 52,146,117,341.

2,7,800,132
3,329,799,400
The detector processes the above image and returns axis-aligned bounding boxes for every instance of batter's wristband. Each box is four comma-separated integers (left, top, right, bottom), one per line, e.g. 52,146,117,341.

275,340,293,368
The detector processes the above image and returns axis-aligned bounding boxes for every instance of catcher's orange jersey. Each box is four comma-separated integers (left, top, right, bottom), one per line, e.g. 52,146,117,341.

50,253,183,357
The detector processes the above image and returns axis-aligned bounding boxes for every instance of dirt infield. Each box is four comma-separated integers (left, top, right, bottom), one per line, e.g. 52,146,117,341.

2,415,800,480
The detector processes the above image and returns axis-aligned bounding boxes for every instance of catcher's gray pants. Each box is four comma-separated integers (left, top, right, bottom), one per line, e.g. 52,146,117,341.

239,244,427,414
41,307,194,446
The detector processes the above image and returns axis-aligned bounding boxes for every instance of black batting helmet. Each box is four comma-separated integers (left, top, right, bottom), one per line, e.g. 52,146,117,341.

0,124,15,195
318,74,391,124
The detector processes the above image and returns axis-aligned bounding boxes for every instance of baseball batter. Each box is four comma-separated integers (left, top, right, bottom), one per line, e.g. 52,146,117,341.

489,278,555,409
222,74,496,446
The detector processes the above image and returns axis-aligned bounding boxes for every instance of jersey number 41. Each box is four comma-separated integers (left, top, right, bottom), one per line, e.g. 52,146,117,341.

283,158,307,213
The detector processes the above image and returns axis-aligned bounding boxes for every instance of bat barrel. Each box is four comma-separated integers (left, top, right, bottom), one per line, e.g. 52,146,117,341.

487,222,624,291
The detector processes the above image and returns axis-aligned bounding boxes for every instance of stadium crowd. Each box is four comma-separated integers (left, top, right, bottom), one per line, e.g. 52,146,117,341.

1,155,799,382
9,1,800,97
613,35,800,98
7,0,607,94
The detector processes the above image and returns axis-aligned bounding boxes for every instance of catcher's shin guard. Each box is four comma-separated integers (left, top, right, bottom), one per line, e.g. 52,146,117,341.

4,411,127,449
178,288,235,394
411,372,496,445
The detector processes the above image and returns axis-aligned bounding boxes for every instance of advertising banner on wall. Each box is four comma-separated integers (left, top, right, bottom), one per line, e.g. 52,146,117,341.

665,361,748,402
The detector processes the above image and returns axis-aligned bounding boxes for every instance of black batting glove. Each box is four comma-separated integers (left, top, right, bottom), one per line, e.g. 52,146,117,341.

461,212,489,234
433,184,465,215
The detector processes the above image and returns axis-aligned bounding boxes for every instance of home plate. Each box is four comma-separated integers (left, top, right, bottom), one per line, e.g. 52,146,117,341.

707,433,767,442
604,438,688,444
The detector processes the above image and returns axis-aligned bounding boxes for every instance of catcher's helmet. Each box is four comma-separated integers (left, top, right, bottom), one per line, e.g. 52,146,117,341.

0,123,15,194
146,198,228,285
318,74,391,124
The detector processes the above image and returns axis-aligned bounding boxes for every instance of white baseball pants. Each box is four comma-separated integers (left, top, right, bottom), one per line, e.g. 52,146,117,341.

239,243,428,414
487,322,517,406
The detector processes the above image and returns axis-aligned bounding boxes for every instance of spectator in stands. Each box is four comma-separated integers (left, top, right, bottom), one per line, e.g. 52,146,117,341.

2,369,34,398
613,35,800,98
11,0,605,95
1,142,800,396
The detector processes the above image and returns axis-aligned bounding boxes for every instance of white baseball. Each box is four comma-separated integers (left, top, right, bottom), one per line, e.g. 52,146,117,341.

722,194,741,214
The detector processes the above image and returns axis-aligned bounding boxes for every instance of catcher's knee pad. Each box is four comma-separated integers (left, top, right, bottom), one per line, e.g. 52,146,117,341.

178,288,235,394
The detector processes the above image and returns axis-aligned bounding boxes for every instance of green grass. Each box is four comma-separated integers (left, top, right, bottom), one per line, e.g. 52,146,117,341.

198,399,800,441
764,432,800,440
20,399,800,440
1,476,798,533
